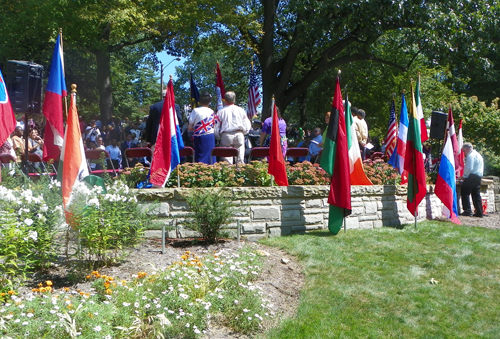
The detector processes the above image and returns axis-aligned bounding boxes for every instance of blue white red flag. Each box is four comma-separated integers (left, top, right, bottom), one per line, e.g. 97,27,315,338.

388,91,408,183
42,33,67,162
149,79,184,187
457,119,465,177
384,98,397,158
247,61,261,120
435,133,461,224
215,63,225,112
445,106,461,176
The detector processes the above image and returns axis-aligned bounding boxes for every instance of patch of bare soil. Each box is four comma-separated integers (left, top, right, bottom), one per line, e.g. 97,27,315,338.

27,238,304,339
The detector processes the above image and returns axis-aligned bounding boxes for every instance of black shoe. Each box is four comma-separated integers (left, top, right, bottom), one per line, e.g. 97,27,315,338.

460,212,473,216
473,213,483,218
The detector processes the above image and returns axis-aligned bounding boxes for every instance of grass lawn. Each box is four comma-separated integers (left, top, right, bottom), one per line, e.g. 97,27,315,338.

261,221,500,339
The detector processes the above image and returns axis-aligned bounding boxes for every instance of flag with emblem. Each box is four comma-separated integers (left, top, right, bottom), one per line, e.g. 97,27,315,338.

190,73,200,109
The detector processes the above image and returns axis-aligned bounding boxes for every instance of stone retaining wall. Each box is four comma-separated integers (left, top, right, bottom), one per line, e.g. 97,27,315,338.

137,182,496,241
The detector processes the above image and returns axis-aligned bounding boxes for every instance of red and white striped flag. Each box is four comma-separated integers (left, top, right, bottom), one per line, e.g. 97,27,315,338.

384,98,397,158
247,61,261,120
457,118,465,177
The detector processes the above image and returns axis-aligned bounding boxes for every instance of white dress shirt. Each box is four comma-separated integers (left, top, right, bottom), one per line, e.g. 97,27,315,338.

215,104,251,137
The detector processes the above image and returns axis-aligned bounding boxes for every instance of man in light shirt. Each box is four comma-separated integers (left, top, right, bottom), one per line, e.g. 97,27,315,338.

458,142,484,217
214,91,251,164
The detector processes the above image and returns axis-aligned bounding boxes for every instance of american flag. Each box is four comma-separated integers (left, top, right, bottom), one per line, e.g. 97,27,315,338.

247,62,261,120
384,98,397,158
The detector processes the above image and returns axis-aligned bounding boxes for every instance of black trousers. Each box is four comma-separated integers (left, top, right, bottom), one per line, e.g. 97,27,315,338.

461,174,482,216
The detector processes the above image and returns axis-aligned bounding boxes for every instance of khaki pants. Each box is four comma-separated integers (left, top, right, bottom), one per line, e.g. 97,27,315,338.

220,131,245,164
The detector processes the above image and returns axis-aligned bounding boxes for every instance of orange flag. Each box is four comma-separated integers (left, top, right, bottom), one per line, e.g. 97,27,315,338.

267,98,288,186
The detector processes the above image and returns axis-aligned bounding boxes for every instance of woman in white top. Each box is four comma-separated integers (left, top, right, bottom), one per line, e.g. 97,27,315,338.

188,92,215,164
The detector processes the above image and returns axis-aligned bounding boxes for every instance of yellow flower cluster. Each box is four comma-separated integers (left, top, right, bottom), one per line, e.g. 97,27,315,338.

31,281,53,293
169,251,204,269
86,271,118,295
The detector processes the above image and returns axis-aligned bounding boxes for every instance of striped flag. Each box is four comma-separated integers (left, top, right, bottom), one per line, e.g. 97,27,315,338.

268,97,288,186
388,91,409,183
61,89,89,217
457,119,465,177
324,75,351,235
190,73,200,109
42,33,67,162
384,98,397,158
345,93,372,185
435,132,461,224
215,63,225,112
149,79,184,187
247,61,261,120
445,108,461,176
415,74,429,143
404,83,427,216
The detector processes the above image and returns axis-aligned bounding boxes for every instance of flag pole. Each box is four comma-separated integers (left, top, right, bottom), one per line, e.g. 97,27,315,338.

270,94,275,187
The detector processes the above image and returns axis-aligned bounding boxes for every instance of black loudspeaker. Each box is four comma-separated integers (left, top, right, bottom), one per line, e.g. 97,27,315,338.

430,110,447,140
4,60,44,115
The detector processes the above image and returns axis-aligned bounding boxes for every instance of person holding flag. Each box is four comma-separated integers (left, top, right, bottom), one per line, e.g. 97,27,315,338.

149,78,184,187
322,72,351,234
42,31,67,163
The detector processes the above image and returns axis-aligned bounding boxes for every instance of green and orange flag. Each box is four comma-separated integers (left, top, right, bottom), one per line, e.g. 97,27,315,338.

323,75,351,234
404,83,427,216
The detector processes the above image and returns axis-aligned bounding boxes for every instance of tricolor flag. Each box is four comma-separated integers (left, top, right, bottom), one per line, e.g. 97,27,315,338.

415,74,428,143
268,97,288,186
404,84,427,217
345,93,372,185
445,106,461,176
0,68,17,182
388,91,409,183
457,119,465,177
384,98,397,158
435,132,461,224
324,75,351,235
42,33,67,162
61,89,89,217
247,61,261,120
190,73,200,109
215,63,225,112
149,79,184,187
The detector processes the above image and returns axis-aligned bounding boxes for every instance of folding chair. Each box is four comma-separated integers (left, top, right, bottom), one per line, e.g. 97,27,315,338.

210,147,239,167
124,147,152,168
370,152,383,160
179,146,195,163
85,149,119,176
20,153,57,176
0,154,18,169
286,147,310,164
314,149,323,164
249,147,270,160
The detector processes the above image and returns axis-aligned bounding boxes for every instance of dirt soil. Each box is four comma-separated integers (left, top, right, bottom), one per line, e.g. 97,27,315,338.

25,212,499,338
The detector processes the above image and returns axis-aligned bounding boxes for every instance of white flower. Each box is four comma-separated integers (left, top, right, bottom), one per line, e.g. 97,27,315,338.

93,325,102,332
27,231,38,242
9,169,15,176
234,300,239,304
23,218,34,226
87,198,100,209
40,204,48,212
122,302,130,307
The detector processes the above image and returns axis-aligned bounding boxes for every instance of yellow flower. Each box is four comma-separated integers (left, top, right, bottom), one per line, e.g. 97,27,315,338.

105,289,113,295
45,281,53,286
8,290,15,295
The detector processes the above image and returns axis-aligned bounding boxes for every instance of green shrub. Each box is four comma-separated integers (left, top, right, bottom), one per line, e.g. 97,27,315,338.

184,188,237,243
363,159,402,185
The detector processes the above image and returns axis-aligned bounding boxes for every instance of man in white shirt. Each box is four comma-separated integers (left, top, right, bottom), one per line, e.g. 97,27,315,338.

458,142,484,217
214,91,251,164
105,138,122,170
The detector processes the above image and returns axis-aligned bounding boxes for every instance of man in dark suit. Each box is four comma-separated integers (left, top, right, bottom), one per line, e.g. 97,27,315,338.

144,90,184,147
121,133,138,168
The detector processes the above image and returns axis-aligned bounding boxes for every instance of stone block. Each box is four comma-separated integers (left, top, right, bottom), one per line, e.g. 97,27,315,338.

345,217,359,230
303,208,328,215
351,206,365,216
373,220,383,228
278,198,306,208
241,223,266,234
302,214,323,224
268,227,292,237
169,201,188,211
365,202,378,214
358,214,379,222
306,199,323,208
252,206,280,221
291,226,307,234
359,221,373,229
282,209,301,221
305,224,323,231
243,234,268,242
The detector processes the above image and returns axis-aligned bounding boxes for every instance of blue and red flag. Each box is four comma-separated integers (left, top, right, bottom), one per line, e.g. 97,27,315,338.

149,79,184,187
42,33,67,162
435,131,461,224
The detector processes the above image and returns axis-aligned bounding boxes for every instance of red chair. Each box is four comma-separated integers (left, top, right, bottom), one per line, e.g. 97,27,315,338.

20,153,57,176
285,147,309,158
124,147,153,168
211,147,240,166
85,149,119,176
371,152,383,160
179,146,195,163
249,147,270,159
0,154,17,165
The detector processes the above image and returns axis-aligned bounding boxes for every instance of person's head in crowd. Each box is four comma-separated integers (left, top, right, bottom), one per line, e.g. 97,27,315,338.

312,127,321,137
89,120,97,128
86,140,97,150
14,126,23,137
199,91,212,106
357,109,366,120
125,134,132,142
28,128,40,140
110,139,119,147
351,106,359,117
96,136,104,147
224,91,236,105
325,111,331,124
462,142,474,156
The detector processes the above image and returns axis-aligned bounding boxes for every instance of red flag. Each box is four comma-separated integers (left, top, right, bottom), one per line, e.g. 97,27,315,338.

457,118,465,177
42,33,67,162
268,98,288,186
215,63,225,112
0,69,17,182
326,76,351,234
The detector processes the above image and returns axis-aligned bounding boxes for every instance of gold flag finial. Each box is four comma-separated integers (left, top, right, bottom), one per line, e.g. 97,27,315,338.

71,84,77,93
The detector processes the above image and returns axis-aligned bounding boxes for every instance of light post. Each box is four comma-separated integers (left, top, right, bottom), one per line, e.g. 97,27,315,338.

160,57,181,99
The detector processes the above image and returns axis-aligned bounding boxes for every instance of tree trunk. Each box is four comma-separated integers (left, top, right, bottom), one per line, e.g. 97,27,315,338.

95,49,113,125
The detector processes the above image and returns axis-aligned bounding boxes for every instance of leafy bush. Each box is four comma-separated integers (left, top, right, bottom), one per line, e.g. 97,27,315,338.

363,159,402,185
184,189,237,243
